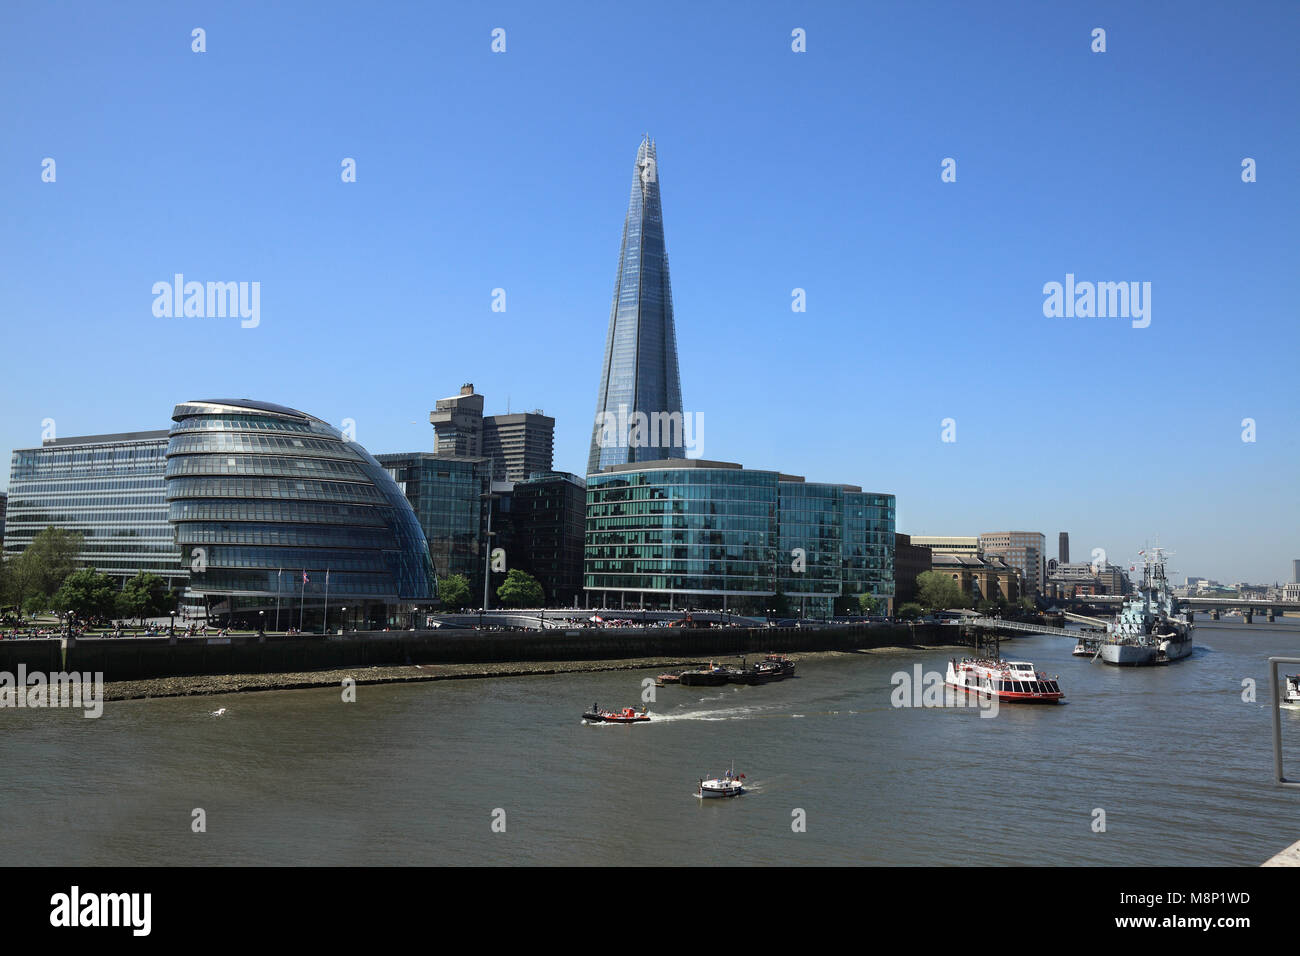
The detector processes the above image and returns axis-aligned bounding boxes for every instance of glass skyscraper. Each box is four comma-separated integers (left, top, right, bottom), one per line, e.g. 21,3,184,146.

588,136,686,474
165,399,435,629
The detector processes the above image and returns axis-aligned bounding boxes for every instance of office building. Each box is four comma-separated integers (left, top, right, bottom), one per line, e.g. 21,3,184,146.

429,384,485,458
979,531,1047,596
1059,531,1070,564
509,472,587,607
587,137,686,474
377,453,492,589
5,430,182,587
584,459,894,618
481,412,555,483
429,383,554,483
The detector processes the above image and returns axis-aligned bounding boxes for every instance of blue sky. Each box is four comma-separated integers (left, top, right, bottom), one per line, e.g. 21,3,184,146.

1,0,1296,583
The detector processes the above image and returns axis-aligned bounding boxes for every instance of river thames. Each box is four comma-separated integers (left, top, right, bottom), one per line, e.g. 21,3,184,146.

3,618,1298,866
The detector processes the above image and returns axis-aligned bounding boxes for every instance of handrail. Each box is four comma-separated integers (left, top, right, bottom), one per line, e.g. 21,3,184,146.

1269,657,1300,789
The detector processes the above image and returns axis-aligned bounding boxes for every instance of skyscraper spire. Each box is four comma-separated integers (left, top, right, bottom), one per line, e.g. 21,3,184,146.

587,137,685,474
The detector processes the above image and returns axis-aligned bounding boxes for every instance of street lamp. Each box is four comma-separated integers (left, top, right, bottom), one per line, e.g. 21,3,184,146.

341,607,348,633
479,489,500,628
258,610,265,636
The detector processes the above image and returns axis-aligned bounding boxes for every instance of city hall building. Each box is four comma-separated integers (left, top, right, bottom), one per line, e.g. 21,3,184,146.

584,459,895,618
165,399,436,630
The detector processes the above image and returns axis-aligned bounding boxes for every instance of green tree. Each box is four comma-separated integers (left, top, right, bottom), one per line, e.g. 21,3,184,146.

897,602,924,620
118,572,175,624
916,570,969,611
437,574,472,611
53,567,117,621
8,527,84,611
496,569,544,608
858,594,879,615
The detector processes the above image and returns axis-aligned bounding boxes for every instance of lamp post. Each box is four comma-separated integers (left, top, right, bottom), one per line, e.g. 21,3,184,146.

258,610,265,637
342,607,348,633
479,489,500,630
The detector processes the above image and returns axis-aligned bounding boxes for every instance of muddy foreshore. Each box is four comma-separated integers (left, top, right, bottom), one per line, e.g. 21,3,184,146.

102,645,969,701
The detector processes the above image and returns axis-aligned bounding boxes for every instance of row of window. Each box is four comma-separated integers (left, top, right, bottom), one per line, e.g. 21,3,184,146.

166,455,369,481
166,477,384,504
168,499,387,526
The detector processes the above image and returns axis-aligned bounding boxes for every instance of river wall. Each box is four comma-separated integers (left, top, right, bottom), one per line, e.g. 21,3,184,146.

0,623,961,682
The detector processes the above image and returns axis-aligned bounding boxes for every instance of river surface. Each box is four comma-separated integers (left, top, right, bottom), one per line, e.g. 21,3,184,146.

4,619,1300,866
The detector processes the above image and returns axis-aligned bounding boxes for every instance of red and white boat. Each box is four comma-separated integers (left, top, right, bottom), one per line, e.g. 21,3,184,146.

945,657,1064,704
582,705,650,724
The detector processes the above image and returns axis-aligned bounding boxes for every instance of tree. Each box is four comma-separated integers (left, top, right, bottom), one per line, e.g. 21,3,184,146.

8,527,84,611
437,574,472,611
916,570,969,611
496,569,544,608
897,602,924,620
53,567,117,621
118,572,174,624
857,594,879,615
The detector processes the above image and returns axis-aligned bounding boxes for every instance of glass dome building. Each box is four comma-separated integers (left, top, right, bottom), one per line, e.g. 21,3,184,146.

165,399,436,631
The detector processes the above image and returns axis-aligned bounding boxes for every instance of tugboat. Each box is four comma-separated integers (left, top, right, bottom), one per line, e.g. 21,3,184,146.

1096,547,1194,666
582,703,651,724
697,766,746,799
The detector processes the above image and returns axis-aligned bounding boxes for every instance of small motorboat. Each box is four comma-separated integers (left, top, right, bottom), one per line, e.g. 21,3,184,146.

1284,675,1300,707
582,704,650,724
698,767,746,799
655,672,681,686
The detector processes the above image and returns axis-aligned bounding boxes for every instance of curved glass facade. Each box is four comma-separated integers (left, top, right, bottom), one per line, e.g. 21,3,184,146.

585,461,894,617
166,400,435,630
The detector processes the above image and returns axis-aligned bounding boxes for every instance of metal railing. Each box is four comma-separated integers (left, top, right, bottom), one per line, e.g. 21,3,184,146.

1269,657,1300,789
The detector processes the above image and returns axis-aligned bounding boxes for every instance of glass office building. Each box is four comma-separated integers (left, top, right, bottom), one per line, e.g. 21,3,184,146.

4,430,183,587
376,453,491,588
587,136,686,474
166,400,435,630
585,460,894,618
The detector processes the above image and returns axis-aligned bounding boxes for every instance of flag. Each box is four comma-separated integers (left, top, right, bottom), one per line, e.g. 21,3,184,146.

302,570,310,584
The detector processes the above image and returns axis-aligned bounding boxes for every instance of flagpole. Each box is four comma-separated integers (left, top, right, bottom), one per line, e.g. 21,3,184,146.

275,568,282,634
299,570,307,633
322,569,330,635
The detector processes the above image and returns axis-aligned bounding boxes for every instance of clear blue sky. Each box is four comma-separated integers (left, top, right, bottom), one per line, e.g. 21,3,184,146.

2,1,1296,584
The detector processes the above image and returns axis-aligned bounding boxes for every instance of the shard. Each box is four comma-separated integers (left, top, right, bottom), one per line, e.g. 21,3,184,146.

587,136,686,475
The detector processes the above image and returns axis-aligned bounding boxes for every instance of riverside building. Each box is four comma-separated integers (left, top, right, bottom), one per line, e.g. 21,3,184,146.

584,459,894,618
165,399,435,630
4,430,182,588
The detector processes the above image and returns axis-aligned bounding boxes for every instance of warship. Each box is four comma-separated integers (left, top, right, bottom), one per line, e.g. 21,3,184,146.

1087,547,1194,666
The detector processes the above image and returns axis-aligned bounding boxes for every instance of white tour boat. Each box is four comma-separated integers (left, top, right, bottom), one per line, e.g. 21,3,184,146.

945,657,1064,704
